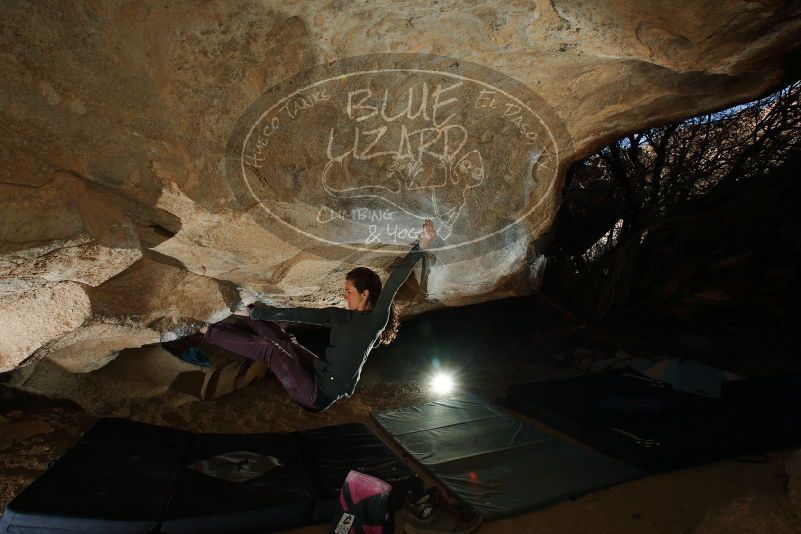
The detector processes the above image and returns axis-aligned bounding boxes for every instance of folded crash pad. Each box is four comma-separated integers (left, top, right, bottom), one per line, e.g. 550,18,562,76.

372,393,644,520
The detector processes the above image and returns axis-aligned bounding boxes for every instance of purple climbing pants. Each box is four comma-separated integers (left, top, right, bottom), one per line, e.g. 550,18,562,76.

203,318,328,411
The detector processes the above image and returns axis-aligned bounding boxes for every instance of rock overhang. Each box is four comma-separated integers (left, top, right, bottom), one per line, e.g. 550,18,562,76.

1,0,799,375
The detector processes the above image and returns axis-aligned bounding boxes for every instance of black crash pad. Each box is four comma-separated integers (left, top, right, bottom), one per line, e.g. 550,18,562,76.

372,393,643,520
0,419,421,534
508,369,801,472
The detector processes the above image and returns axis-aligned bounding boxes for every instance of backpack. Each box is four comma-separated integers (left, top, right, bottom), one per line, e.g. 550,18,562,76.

330,470,393,534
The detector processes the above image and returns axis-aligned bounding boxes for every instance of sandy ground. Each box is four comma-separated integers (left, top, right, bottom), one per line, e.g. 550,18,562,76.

1,296,798,532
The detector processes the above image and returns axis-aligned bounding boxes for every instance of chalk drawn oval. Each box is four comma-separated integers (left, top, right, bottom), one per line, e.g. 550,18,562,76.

225,54,572,261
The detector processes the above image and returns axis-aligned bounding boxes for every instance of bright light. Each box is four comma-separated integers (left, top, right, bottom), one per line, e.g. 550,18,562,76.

429,372,455,395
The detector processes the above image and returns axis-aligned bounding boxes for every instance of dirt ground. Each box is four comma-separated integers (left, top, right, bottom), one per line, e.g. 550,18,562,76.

1,295,798,533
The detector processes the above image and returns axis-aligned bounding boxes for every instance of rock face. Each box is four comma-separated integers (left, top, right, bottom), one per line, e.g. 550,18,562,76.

1,1,800,375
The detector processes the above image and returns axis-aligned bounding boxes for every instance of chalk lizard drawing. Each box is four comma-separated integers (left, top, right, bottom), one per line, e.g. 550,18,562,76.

321,124,485,240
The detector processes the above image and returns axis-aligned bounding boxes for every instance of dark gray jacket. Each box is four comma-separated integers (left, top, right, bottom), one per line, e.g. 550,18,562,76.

250,245,424,400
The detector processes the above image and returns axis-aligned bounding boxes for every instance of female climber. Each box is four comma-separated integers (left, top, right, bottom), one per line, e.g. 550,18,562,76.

199,219,436,411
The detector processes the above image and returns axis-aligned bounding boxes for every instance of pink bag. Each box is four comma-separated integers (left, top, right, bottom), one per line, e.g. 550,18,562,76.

330,470,393,534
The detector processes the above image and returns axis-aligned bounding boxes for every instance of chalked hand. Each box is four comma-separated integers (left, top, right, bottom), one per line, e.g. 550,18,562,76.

419,219,436,250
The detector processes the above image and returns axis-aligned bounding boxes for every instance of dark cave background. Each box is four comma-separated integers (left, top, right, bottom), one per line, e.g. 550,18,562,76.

292,81,801,385
542,81,801,374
